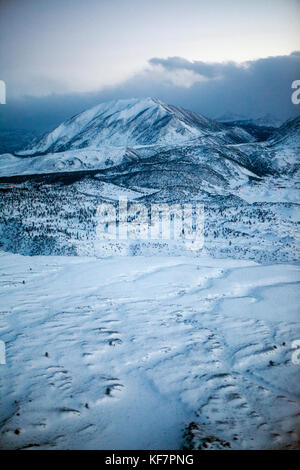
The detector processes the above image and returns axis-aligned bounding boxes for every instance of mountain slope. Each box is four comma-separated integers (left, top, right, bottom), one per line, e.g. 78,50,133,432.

268,115,300,148
250,115,300,175
216,113,285,142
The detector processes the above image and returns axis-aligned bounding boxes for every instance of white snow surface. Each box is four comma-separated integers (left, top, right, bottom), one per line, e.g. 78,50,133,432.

0,147,127,177
0,252,299,450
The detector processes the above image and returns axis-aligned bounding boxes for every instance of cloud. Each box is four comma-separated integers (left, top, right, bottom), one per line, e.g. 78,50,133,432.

149,56,240,80
0,52,299,134
149,52,300,88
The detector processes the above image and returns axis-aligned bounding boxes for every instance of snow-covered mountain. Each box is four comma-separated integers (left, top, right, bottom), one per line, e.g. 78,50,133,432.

268,115,300,147
0,99,299,262
256,115,300,175
251,113,283,128
215,112,286,142
16,98,253,157
241,115,300,176
0,97,258,180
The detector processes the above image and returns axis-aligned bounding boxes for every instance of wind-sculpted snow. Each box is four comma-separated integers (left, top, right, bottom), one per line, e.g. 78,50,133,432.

0,253,299,449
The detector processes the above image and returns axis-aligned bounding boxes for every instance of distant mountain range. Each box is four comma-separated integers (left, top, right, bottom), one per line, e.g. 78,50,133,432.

0,128,37,154
216,112,283,128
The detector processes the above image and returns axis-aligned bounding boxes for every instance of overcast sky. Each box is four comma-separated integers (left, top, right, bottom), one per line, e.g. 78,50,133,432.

0,0,300,131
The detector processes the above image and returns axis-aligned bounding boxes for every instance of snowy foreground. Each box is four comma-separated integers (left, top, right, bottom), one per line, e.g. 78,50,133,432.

0,252,299,450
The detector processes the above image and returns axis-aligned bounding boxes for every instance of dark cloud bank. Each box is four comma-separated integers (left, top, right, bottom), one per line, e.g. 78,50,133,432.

1,51,299,134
